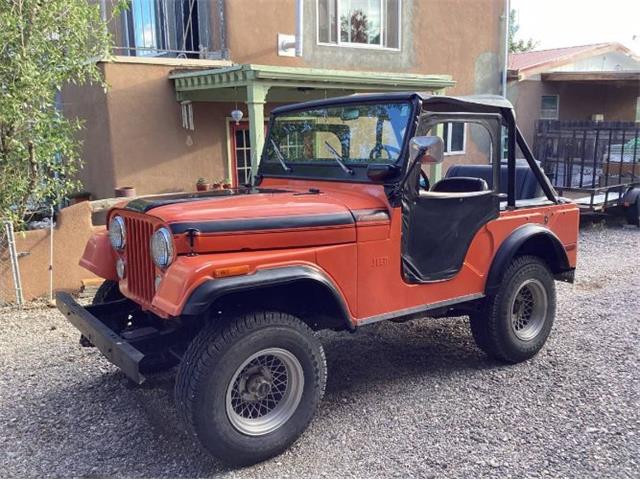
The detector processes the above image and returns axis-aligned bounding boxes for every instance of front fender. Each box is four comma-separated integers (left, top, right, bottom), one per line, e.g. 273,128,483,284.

79,228,117,280
181,264,352,322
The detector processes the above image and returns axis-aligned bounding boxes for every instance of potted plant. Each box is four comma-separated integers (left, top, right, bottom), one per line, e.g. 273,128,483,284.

212,179,223,191
196,177,210,191
222,178,232,189
115,186,136,198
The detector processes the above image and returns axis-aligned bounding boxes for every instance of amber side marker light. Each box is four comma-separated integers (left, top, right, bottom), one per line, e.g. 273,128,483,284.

213,265,251,278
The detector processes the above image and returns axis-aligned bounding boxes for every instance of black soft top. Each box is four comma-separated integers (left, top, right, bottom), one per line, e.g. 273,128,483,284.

271,92,515,115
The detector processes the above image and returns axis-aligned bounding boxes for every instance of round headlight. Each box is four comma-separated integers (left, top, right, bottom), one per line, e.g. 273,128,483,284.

116,257,126,279
150,227,174,269
108,216,126,250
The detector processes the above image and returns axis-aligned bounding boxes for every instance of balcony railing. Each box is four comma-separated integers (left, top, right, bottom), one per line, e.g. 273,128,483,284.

103,0,228,60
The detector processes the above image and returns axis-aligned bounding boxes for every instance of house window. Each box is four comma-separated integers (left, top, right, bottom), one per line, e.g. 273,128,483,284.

540,95,560,120
317,0,401,49
443,122,466,155
122,0,211,57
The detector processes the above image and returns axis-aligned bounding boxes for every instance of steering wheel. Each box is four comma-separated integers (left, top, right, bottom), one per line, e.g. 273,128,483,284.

369,143,394,161
419,170,430,191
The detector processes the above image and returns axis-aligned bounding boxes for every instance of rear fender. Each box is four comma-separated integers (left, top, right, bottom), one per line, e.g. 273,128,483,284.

79,229,117,280
486,224,572,295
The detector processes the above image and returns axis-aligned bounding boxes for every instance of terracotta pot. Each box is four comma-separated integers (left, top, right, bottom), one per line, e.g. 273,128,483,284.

212,183,222,191
223,183,232,189
196,183,210,192
115,186,136,197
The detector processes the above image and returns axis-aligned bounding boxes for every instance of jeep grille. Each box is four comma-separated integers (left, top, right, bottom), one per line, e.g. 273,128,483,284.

124,216,156,304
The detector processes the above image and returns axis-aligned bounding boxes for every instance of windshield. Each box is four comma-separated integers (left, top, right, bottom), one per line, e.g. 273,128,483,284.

261,101,413,180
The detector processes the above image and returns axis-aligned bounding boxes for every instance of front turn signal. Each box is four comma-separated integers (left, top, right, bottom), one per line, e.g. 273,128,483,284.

213,265,251,278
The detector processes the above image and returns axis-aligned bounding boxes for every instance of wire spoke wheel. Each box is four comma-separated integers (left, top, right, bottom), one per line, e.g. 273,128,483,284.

510,278,548,341
225,348,304,436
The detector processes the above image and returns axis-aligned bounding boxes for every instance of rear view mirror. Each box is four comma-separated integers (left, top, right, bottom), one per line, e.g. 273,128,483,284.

409,136,444,165
340,108,360,121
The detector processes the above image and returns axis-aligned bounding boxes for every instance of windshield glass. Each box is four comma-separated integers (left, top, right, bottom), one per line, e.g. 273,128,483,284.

262,101,413,179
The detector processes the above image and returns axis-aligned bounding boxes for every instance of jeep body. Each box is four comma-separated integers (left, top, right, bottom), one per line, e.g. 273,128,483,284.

57,93,579,465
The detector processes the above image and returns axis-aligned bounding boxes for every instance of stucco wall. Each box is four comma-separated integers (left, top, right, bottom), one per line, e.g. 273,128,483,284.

226,0,506,97
0,203,97,302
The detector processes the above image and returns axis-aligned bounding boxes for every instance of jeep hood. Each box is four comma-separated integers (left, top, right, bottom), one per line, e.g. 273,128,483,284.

120,186,388,253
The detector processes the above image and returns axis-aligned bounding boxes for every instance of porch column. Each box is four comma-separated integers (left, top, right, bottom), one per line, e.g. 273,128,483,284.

245,83,270,183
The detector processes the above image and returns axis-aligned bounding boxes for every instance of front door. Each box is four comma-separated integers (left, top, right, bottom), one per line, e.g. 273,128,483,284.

230,122,253,187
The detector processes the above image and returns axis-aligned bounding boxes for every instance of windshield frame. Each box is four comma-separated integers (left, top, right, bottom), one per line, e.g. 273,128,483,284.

256,95,421,185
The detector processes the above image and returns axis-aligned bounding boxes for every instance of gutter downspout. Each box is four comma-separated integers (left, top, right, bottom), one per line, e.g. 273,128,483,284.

280,0,303,56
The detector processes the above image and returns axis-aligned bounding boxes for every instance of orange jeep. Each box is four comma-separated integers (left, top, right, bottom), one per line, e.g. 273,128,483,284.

57,93,579,466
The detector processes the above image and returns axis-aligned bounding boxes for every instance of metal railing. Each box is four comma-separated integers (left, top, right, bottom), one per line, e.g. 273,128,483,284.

534,120,640,191
105,0,228,60
1,220,24,307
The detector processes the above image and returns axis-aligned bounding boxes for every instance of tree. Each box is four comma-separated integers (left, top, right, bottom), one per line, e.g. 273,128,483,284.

509,8,539,54
0,0,121,230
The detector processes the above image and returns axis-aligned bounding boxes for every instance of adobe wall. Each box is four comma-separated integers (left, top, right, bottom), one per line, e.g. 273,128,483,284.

0,202,98,302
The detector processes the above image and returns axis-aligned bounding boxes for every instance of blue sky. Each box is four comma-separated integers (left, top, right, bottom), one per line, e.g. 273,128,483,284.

511,0,640,53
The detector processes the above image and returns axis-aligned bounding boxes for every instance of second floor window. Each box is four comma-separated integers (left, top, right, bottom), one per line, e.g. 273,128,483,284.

317,0,401,49
121,0,212,58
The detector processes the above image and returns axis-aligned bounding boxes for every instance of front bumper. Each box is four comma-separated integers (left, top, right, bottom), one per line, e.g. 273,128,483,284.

56,292,147,384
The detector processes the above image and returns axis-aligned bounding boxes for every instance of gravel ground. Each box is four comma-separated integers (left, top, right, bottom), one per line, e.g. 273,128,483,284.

0,220,638,478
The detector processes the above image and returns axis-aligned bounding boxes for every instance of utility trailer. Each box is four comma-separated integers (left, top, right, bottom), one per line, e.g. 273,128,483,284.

534,120,640,226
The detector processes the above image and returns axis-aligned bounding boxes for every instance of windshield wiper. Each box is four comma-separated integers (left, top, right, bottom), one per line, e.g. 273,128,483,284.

270,139,292,173
324,141,354,175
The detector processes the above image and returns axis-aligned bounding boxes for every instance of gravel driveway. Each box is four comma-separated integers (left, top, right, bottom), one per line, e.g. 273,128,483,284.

1,221,638,478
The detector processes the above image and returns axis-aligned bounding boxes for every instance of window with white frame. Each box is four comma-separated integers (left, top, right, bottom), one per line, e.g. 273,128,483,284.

443,122,466,155
540,95,559,120
317,0,400,49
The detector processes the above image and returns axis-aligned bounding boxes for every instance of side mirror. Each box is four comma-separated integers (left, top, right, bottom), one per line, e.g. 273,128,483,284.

409,136,444,165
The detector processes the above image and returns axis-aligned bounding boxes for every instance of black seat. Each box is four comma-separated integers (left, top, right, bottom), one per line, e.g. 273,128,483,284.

446,162,543,200
430,176,488,193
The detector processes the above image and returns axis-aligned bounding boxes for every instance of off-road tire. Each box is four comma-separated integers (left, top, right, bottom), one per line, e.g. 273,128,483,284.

175,311,327,466
92,280,123,305
470,255,556,363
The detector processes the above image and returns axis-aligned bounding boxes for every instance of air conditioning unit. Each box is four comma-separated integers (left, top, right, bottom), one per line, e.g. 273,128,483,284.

591,113,604,122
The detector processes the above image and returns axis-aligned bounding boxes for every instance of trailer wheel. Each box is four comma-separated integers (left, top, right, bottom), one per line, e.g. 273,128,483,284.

175,311,326,466
470,255,556,363
625,196,640,227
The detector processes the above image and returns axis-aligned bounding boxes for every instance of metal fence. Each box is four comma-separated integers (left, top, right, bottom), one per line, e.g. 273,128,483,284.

0,220,24,307
533,120,640,191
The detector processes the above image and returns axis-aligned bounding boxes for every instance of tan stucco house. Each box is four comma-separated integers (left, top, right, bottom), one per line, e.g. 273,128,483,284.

63,0,510,201
507,42,640,146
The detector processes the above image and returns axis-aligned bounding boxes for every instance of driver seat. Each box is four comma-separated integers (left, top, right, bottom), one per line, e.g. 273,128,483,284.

430,176,488,193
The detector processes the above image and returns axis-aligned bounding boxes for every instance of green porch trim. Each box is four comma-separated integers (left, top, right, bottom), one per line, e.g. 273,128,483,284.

170,64,455,180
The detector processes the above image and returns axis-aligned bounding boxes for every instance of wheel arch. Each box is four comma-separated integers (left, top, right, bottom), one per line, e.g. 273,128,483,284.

486,224,572,295
182,265,354,332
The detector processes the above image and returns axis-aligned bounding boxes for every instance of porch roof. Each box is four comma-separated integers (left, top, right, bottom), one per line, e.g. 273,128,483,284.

169,63,455,102
541,71,640,85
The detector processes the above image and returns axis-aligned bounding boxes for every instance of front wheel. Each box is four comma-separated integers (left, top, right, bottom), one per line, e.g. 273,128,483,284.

470,255,556,363
175,311,327,466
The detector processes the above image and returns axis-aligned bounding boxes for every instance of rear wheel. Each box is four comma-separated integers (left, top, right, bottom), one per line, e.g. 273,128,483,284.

175,311,326,466
470,255,556,363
